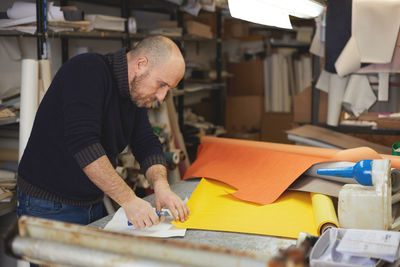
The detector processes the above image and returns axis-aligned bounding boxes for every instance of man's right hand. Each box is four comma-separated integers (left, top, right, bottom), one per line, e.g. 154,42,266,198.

122,197,160,229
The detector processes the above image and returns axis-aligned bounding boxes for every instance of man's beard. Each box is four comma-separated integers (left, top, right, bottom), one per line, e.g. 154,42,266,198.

129,72,156,108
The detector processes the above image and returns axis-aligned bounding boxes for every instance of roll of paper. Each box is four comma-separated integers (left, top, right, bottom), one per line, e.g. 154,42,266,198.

128,17,137,34
19,59,39,161
378,73,389,101
327,74,348,126
39,59,52,102
311,193,339,235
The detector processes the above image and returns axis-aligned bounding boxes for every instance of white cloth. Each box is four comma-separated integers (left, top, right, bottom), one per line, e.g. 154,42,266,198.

104,207,186,238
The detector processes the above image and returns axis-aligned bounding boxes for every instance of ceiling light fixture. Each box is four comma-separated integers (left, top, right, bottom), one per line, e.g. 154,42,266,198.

228,0,325,29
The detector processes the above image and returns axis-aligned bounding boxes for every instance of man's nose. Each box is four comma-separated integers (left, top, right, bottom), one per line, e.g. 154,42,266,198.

155,88,168,102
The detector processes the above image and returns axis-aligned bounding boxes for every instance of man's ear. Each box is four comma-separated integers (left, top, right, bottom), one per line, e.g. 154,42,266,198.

136,56,148,72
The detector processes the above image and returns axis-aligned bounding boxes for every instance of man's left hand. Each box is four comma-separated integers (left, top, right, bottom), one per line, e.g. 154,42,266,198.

154,185,189,222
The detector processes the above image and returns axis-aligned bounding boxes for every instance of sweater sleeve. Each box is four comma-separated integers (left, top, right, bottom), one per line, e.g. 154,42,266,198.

61,54,109,168
130,108,167,175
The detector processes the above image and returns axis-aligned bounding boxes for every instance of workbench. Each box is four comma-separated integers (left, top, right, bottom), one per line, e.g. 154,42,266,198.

89,179,296,260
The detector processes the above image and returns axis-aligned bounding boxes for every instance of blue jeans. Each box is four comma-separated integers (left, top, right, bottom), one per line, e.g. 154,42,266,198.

17,190,104,267
17,190,104,225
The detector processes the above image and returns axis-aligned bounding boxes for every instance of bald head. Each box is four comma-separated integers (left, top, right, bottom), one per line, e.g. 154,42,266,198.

128,35,184,71
126,36,185,108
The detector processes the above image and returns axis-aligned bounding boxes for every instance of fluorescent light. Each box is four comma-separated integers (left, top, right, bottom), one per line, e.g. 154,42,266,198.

228,0,292,29
276,0,325,19
228,0,325,29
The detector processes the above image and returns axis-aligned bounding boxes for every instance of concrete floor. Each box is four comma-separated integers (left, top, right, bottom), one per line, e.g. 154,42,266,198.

0,211,18,267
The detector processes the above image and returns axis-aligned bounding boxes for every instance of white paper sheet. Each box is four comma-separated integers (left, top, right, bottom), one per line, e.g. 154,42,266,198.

315,70,330,93
7,1,36,19
378,73,389,101
334,0,400,76
309,12,325,57
336,229,400,263
354,0,400,64
342,74,376,116
357,46,400,74
335,36,361,77
327,74,348,126
0,16,36,28
104,207,186,238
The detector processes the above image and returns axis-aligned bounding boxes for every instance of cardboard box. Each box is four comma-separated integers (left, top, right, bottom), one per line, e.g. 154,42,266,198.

85,14,126,32
377,119,400,130
224,131,260,141
156,20,178,28
223,19,249,39
225,96,263,132
185,20,213,39
261,112,294,144
293,86,327,123
184,13,217,38
228,60,264,96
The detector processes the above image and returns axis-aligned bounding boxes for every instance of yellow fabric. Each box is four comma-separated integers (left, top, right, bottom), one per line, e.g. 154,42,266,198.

173,178,339,238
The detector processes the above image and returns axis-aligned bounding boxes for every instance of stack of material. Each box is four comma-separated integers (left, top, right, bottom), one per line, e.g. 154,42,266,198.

149,20,182,37
286,124,392,154
0,169,16,203
185,20,213,39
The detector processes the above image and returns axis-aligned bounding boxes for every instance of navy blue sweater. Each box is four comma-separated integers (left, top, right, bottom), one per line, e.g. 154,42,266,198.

17,49,166,205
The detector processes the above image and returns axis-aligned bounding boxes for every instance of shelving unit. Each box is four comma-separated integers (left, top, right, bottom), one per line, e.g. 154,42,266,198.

0,117,19,127
0,0,225,131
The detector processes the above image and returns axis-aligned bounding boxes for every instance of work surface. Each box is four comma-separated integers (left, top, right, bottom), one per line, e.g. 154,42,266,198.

89,179,295,260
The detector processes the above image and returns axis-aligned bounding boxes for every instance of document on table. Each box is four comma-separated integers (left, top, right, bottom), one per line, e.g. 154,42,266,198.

104,207,186,238
336,229,400,262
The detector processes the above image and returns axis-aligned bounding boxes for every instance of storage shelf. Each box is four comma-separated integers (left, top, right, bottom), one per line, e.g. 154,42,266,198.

0,117,19,127
316,123,400,135
0,195,16,216
171,82,224,97
0,29,214,42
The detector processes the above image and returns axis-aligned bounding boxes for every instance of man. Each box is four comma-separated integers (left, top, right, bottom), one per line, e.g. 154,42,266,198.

17,35,189,229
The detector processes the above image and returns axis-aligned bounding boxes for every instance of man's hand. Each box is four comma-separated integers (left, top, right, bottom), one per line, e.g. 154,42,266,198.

145,164,190,222
122,196,160,229
154,184,189,222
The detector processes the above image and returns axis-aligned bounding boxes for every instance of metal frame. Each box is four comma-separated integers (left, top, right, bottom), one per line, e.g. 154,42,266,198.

5,216,269,267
